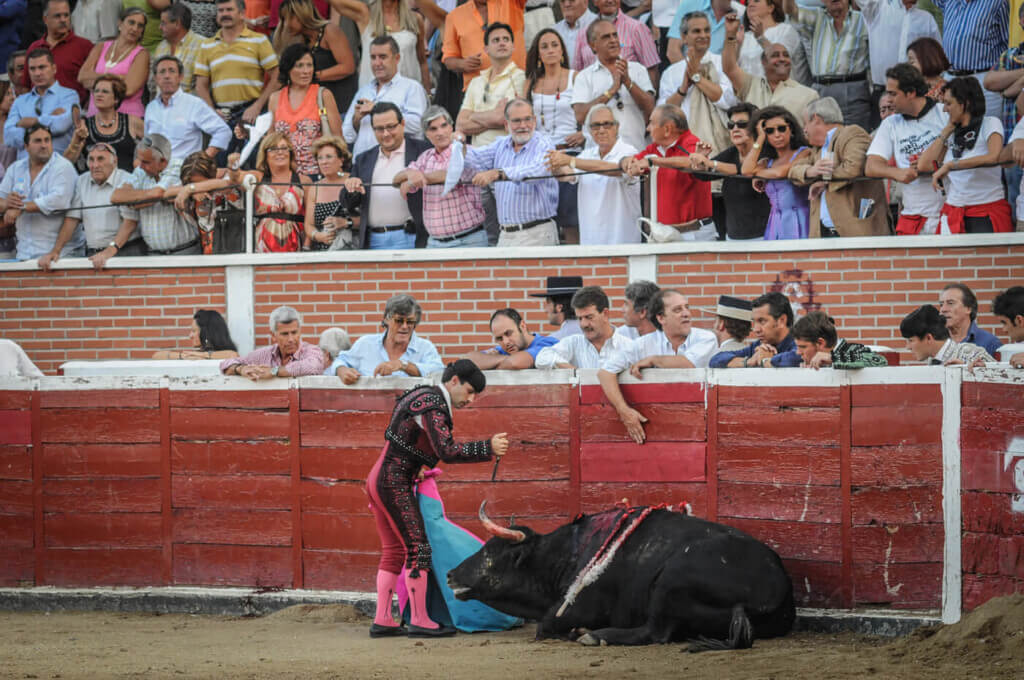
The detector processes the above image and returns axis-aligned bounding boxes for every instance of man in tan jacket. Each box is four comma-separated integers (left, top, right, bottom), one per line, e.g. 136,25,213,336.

788,97,890,238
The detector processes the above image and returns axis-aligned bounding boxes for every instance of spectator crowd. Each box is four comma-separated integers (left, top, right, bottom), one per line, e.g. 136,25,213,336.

0,0,1022,262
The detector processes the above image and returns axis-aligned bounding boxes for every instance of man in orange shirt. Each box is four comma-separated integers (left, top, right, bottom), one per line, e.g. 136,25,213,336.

442,0,527,90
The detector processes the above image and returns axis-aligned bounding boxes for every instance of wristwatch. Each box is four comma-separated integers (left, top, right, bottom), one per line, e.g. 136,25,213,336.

107,241,119,252
570,159,577,171
270,366,280,377
690,73,702,84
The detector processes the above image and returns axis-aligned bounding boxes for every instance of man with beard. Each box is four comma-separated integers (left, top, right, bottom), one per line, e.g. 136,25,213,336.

598,288,719,443
535,286,635,369
464,308,557,370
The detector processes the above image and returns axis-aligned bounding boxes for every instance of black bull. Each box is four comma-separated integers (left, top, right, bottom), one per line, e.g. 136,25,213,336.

448,504,795,649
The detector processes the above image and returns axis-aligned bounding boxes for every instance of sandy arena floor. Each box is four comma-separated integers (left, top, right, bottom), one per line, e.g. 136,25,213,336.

1,595,1022,680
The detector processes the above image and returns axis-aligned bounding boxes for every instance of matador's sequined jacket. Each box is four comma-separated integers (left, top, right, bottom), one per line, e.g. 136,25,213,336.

384,384,493,468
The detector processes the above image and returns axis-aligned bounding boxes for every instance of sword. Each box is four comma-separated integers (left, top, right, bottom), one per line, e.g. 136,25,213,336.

490,455,501,482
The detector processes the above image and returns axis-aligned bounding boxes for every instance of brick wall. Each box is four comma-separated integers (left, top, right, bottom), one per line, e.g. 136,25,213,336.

1,242,1021,374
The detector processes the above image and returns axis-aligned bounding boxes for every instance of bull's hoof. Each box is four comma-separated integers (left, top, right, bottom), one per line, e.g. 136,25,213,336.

577,633,607,647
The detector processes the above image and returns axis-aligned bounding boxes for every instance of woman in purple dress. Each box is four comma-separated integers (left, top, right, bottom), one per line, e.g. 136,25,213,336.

740,106,812,240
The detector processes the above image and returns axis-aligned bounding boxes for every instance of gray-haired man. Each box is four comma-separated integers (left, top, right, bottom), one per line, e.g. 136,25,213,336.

111,133,200,254
220,306,326,380
393,105,489,248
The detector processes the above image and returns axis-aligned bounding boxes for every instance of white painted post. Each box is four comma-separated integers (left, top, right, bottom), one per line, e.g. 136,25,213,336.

940,368,963,624
627,254,657,283
243,173,257,255
225,265,256,355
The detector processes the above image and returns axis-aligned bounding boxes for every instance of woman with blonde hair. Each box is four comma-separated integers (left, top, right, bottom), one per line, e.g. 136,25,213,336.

77,7,151,117
233,132,311,253
274,0,358,117
333,0,431,89
304,136,361,250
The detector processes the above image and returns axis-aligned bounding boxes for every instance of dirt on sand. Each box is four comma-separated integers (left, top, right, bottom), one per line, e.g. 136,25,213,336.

2,596,1022,680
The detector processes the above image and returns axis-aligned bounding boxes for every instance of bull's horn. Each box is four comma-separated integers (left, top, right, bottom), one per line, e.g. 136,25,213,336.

479,501,525,543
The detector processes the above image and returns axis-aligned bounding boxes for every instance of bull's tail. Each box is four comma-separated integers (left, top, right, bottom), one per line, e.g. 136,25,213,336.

686,604,753,653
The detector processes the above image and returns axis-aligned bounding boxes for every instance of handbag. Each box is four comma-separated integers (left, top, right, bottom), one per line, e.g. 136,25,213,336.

212,206,247,253
317,85,332,136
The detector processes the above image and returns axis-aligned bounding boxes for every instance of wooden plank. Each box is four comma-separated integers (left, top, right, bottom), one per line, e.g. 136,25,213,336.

962,491,1024,536
0,547,33,586
0,514,33,548
299,388,406,412
851,524,945,563
717,443,840,486
579,382,706,405
43,479,161,513
471,384,572,408
579,482,707,517
962,573,1024,611
41,390,159,408
302,549,378,591
172,544,291,587
850,445,942,487
0,479,33,514
41,444,161,478
783,559,844,608
172,509,292,546
961,445,1022,493
437,442,571,482
568,381,581,519
437,481,572,518
718,481,842,523
839,384,853,609
300,479,367,513
0,391,31,409
31,391,42,586
299,411,391,448
579,403,706,443
851,486,943,525
718,406,841,446
850,384,942,408
961,533,1000,575
706,385,718,522
302,512,379,551
453,407,570,443
961,382,1024,409
42,548,163,587
0,446,31,480
171,475,292,510
724,517,840,562
44,513,162,548
850,406,942,446
289,386,302,590
852,562,941,608
718,386,841,408
172,441,291,475
580,442,705,482
171,408,290,441
300,446,381,481
960,407,1024,433
960,428,1024,464
170,390,290,409
160,385,172,585
0,410,31,445
39,408,160,444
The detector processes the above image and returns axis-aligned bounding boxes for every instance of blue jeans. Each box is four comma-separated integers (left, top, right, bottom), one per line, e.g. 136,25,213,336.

1005,165,1022,222
368,229,416,250
426,228,489,248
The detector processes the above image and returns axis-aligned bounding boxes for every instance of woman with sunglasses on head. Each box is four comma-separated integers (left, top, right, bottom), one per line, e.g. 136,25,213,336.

152,309,239,360
916,76,1012,234
526,28,584,244
77,7,151,118
740,104,811,240
232,132,311,252
64,74,144,173
333,0,432,90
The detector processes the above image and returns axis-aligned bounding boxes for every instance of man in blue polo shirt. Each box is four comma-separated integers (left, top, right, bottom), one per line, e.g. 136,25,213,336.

939,282,1002,358
464,308,557,370
709,291,801,368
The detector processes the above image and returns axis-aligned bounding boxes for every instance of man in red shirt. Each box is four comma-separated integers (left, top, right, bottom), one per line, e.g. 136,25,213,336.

623,104,716,240
22,0,93,105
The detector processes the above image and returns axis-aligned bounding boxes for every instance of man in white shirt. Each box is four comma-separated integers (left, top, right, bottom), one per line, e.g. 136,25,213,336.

38,142,143,271
343,36,429,158
617,280,660,340
598,289,719,443
865,63,947,235
856,0,939,129
572,19,656,152
554,0,597,70
145,55,232,167
535,286,635,369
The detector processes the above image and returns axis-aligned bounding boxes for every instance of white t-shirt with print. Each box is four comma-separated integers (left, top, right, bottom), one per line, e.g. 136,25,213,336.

867,100,948,217
942,116,1004,207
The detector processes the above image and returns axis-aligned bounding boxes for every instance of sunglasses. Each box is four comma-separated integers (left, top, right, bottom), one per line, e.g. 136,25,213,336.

589,121,617,130
764,124,789,135
389,317,418,327
726,120,749,130
613,92,624,110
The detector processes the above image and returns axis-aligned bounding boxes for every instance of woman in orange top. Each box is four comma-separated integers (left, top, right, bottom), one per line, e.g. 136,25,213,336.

269,43,342,178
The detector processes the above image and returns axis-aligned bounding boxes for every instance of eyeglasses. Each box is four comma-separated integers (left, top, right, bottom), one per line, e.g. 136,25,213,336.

726,120,749,130
389,316,418,327
764,124,789,135
266,145,291,154
589,121,617,130
372,122,401,133
508,116,534,125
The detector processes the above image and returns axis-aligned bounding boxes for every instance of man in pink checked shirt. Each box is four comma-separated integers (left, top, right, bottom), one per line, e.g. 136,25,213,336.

220,305,325,381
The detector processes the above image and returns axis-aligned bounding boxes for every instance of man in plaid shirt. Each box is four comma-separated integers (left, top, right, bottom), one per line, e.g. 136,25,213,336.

393,105,488,248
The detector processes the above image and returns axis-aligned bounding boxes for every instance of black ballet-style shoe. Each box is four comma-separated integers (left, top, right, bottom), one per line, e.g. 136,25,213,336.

406,623,457,638
369,623,407,638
